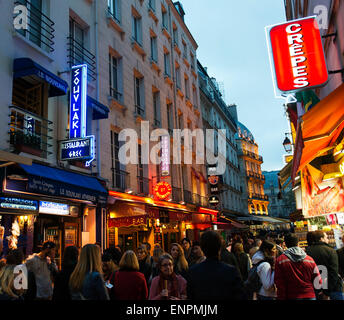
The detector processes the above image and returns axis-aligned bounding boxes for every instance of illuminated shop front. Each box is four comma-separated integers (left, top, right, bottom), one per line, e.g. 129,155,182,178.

0,162,107,268
107,191,191,252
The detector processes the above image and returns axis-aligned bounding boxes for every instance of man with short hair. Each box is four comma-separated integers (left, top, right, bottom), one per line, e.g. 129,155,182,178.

26,241,58,300
186,231,246,300
306,231,344,300
275,234,321,300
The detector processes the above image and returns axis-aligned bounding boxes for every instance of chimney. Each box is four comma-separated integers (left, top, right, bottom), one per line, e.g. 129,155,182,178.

174,1,185,21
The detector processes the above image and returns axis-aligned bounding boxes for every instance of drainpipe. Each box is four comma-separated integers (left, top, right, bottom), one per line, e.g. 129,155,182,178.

168,3,185,201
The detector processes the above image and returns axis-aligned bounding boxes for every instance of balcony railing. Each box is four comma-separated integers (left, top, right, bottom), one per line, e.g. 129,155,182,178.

137,176,150,195
111,169,129,191
135,105,145,118
183,190,192,203
172,186,182,202
246,170,265,181
15,0,55,53
242,150,263,162
8,105,53,157
183,190,208,206
249,193,269,201
67,36,96,81
110,87,123,102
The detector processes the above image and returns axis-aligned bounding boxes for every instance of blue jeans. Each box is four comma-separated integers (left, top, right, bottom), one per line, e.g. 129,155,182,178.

329,292,344,300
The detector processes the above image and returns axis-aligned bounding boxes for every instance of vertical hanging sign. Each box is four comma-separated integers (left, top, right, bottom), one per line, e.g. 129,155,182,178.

70,64,87,139
161,135,170,176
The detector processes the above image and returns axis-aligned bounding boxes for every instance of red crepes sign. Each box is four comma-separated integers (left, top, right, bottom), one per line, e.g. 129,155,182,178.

153,182,172,200
268,17,328,93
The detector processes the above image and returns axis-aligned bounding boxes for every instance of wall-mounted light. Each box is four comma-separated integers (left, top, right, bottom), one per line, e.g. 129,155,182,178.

283,134,292,153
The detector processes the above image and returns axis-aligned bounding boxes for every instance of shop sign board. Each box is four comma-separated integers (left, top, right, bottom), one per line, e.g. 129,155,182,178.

154,182,172,200
266,17,328,95
336,212,344,225
60,136,94,161
39,201,69,215
0,197,38,211
208,195,220,206
70,64,87,139
108,216,147,228
208,175,219,185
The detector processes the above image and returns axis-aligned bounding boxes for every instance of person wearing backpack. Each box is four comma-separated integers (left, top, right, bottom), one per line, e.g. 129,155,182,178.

250,240,277,300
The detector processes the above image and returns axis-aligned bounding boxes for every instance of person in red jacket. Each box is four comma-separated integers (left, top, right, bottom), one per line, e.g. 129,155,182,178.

275,234,322,300
113,250,148,300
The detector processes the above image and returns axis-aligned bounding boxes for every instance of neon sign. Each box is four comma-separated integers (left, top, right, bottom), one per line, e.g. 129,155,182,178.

154,182,172,200
60,136,95,161
70,64,87,139
0,197,38,211
39,201,69,215
266,17,328,95
161,135,170,176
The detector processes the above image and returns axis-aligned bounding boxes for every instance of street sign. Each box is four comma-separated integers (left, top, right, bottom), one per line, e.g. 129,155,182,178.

266,16,328,95
60,136,94,161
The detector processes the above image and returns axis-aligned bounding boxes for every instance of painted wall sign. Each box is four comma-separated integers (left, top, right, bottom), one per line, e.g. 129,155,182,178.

60,136,94,161
69,64,87,139
154,182,172,200
161,135,170,176
39,201,69,215
0,197,38,211
266,16,328,95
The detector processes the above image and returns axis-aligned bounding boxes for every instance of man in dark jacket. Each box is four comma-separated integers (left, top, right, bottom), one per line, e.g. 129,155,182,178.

275,234,321,300
337,234,344,280
306,230,343,300
137,244,152,285
187,231,246,300
220,238,241,276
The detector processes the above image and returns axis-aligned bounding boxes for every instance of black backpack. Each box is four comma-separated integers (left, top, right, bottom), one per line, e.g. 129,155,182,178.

244,260,266,293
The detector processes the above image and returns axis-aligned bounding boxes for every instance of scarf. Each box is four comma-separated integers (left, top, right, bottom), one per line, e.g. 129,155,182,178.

158,272,179,299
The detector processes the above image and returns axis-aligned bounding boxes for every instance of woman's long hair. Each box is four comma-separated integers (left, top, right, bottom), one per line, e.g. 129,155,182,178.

69,244,103,292
119,250,139,271
171,243,188,272
0,265,18,298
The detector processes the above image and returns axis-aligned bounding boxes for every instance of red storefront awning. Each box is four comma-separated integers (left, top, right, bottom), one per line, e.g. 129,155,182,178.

292,83,344,181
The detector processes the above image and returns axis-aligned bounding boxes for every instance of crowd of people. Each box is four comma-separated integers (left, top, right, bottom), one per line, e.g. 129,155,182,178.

0,229,343,300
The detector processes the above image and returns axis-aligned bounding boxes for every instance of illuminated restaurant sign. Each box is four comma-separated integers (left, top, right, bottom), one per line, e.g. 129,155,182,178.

266,17,328,95
60,136,94,161
0,197,38,211
154,182,172,200
70,64,87,139
39,201,69,215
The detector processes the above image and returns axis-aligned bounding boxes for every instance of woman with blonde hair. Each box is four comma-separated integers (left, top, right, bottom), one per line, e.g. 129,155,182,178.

170,243,188,278
113,250,148,300
69,244,109,300
0,265,22,300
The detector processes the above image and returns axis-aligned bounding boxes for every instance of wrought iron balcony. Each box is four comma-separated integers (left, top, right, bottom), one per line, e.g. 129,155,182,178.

111,169,129,191
8,105,53,158
246,170,266,181
15,0,55,52
137,176,150,195
135,105,145,119
67,36,96,81
241,150,263,162
110,87,123,102
248,193,269,201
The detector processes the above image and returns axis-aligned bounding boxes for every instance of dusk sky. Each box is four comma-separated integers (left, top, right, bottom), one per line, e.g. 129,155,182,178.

181,0,290,171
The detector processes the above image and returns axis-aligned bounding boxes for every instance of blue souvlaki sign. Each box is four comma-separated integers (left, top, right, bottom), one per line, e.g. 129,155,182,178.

60,64,95,166
60,136,94,161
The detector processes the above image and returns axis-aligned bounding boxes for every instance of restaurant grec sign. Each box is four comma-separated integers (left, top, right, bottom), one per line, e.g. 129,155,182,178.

266,17,328,94
60,64,95,166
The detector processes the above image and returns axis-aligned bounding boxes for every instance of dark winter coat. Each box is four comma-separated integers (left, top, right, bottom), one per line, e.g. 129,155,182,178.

186,257,247,300
306,242,343,294
52,265,76,300
337,247,344,279
139,256,153,285
220,248,241,275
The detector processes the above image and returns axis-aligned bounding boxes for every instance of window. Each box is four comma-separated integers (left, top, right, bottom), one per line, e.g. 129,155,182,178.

167,103,173,134
132,15,142,45
182,41,187,60
111,131,127,190
162,6,168,30
137,144,149,194
190,52,195,70
150,36,158,62
108,0,121,23
164,51,171,77
149,0,156,11
69,19,85,65
184,76,190,99
173,26,179,46
176,66,181,89
193,86,198,107
178,113,184,130
134,76,145,116
109,54,122,101
153,91,161,127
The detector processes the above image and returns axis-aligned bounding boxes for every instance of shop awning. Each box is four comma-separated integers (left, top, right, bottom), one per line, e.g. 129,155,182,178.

0,150,32,167
13,58,68,97
87,96,110,120
18,163,107,201
292,83,344,178
218,217,248,229
279,161,292,188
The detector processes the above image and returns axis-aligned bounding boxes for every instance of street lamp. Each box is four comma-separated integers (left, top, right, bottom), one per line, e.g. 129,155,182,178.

283,134,292,153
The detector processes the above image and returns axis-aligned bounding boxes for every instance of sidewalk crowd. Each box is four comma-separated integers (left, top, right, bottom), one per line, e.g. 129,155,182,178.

0,229,344,301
